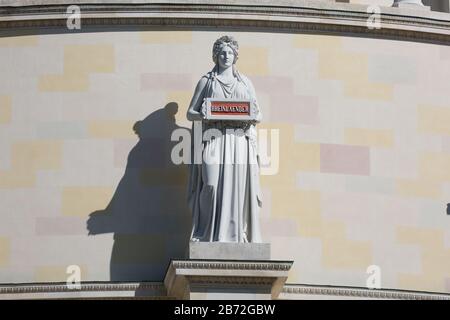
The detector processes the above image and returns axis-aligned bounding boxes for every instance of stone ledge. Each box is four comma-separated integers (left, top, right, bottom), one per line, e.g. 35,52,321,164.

1,281,449,299
280,284,450,300
0,1,450,45
0,281,168,300
164,259,293,299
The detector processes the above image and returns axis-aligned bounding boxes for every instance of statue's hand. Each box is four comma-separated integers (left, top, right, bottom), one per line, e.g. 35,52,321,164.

251,101,261,123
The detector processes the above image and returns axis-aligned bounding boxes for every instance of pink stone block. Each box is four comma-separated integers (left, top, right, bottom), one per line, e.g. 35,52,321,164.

261,217,298,238
320,143,370,176
36,217,87,236
251,76,294,93
440,47,450,60
141,73,192,91
321,192,371,222
322,192,419,225
269,94,319,124
442,137,450,153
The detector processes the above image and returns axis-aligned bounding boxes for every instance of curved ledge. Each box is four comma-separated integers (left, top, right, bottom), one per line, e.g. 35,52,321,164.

0,1,449,45
1,281,449,300
281,284,450,300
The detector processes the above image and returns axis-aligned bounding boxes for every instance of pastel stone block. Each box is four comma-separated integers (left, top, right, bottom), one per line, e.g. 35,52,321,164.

0,96,12,124
418,105,450,136
188,242,271,260
0,237,10,266
320,143,370,176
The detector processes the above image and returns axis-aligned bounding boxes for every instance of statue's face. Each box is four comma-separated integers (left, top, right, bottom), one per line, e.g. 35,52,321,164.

217,46,235,69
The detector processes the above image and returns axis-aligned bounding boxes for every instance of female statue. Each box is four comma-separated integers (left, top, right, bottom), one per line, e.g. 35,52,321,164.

186,35,262,243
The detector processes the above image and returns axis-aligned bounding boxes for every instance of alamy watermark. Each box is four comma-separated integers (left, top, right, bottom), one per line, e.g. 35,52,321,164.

66,264,81,290
367,5,381,30
366,265,381,289
66,5,81,30
170,121,280,175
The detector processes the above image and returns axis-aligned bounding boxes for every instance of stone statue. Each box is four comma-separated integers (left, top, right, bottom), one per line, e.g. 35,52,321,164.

186,35,262,243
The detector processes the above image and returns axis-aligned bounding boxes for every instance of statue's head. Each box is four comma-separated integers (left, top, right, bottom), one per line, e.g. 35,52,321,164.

212,35,239,68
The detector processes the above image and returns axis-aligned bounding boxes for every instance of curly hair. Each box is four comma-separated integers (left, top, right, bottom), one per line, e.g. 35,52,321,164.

212,35,239,65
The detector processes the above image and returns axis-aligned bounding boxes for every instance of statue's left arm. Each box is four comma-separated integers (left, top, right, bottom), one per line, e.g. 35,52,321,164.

244,77,262,124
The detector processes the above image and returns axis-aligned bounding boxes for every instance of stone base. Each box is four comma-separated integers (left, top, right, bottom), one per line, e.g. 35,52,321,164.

164,259,293,300
162,243,286,299
188,242,270,260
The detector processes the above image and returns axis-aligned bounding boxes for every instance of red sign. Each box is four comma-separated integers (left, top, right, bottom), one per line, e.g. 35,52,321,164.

210,101,250,116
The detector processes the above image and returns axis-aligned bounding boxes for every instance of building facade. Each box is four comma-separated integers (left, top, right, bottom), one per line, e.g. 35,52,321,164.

0,0,449,299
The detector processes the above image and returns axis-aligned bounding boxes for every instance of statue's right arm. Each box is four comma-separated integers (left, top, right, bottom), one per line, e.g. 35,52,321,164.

187,77,208,122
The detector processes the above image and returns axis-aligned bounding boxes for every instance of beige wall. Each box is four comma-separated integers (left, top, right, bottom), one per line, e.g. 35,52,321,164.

0,29,449,293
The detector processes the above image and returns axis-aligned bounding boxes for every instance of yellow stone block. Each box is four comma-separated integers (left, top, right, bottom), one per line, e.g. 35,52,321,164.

166,91,192,127
0,96,12,124
88,120,136,138
0,169,35,188
419,153,450,182
296,190,322,237
418,105,450,136
344,80,393,100
238,47,269,76
319,51,368,80
260,123,319,186
292,142,321,172
322,221,372,269
35,265,88,283
62,187,114,217
64,45,115,74
0,237,10,267
38,73,89,92
0,35,38,47
11,141,62,171
396,179,441,199
345,128,394,148
0,141,61,188
271,188,322,237
38,44,114,92
398,274,446,293
140,31,192,44
397,226,444,247
397,227,450,293
293,34,343,51
296,36,393,100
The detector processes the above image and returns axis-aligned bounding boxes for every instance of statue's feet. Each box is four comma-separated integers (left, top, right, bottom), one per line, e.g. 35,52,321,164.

191,238,200,242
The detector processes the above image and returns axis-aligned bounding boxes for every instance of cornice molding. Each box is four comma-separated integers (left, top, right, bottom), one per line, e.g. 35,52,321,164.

1,281,449,299
171,260,293,271
281,284,450,300
0,281,166,295
0,2,450,45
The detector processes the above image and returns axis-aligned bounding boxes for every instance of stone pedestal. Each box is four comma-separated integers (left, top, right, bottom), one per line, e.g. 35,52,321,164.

189,242,271,260
392,0,430,9
164,242,293,300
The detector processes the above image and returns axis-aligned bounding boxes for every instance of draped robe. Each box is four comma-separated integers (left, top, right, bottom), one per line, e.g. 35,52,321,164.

188,70,262,243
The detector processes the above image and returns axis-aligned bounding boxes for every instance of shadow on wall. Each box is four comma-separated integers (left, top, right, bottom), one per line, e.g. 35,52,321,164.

86,102,191,281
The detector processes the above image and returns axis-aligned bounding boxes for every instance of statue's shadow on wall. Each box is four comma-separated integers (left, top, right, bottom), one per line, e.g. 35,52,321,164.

86,102,191,281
